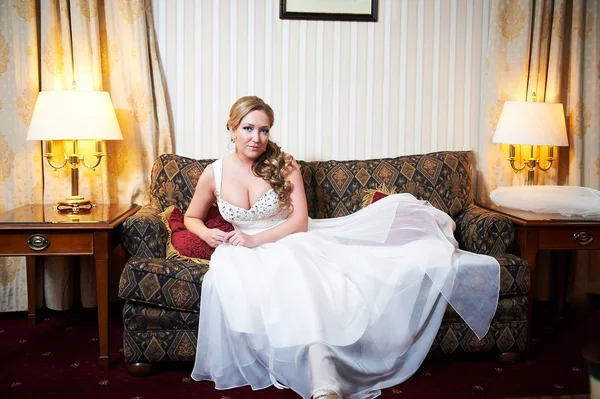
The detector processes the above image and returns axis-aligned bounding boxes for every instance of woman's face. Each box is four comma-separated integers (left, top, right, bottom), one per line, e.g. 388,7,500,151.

232,110,271,159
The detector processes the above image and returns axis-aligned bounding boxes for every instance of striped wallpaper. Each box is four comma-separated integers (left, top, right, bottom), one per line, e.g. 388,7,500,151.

151,0,490,161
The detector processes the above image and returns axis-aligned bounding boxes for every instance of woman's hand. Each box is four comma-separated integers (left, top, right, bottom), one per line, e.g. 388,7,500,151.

224,230,258,248
204,228,229,248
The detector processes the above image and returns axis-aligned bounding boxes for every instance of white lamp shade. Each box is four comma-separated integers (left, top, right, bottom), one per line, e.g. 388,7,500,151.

492,101,568,146
26,91,123,141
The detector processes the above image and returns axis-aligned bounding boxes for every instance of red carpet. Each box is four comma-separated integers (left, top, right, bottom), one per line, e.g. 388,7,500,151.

0,302,595,399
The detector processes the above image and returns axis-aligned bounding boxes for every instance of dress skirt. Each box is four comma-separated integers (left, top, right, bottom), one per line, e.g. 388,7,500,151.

191,194,499,399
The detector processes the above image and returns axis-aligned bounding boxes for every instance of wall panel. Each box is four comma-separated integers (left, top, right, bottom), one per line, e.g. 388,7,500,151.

151,0,490,161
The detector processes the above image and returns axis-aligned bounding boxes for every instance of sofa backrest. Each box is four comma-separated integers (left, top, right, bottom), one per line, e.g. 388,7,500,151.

306,150,474,219
148,154,211,213
149,151,474,219
148,154,319,215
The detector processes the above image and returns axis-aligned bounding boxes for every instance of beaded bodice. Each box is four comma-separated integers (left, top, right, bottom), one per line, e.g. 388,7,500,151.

213,159,289,234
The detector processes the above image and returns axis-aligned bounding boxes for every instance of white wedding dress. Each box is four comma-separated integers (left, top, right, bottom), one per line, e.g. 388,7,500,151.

191,159,500,399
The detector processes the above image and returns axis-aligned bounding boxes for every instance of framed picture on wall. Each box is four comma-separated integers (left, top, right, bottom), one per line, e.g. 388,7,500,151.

279,0,378,22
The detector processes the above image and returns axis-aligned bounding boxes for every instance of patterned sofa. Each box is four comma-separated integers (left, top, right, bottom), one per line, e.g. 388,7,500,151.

118,151,529,376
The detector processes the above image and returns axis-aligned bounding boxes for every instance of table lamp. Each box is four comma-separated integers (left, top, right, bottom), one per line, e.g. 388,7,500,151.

492,100,568,185
26,90,123,212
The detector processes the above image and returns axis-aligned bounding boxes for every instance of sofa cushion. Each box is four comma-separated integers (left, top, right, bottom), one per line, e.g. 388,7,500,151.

309,150,474,219
162,205,234,262
119,258,207,312
118,253,528,317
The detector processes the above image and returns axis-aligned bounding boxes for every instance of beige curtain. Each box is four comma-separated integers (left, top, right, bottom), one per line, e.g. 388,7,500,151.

0,0,43,312
562,0,600,303
479,0,599,302
0,0,172,312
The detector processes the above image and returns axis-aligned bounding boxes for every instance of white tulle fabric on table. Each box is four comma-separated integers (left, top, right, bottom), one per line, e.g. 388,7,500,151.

490,186,600,218
191,159,500,399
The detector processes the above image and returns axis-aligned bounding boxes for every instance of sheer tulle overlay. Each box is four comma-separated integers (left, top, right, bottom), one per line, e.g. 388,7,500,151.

191,159,500,399
490,185,600,218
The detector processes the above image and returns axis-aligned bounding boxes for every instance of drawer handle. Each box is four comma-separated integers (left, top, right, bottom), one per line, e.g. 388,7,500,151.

27,234,50,251
574,231,593,246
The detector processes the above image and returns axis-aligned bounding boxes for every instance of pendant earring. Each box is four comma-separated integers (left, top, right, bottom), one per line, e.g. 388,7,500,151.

227,135,236,153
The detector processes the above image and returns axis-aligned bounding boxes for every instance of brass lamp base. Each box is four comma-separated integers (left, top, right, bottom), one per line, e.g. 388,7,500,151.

56,196,96,213
507,144,556,185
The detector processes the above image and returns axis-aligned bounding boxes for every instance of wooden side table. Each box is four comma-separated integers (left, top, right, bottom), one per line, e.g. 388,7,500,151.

478,202,600,344
0,204,140,370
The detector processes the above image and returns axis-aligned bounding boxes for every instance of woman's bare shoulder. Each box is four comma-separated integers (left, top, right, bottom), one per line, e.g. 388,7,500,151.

196,163,216,191
202,163,215,178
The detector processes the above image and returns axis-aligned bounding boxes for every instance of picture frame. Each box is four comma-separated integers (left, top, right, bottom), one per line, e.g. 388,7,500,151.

279,0,378,22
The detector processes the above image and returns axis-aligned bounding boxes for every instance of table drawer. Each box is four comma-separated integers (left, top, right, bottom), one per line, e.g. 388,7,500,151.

538,227,600,250
0,232,94,255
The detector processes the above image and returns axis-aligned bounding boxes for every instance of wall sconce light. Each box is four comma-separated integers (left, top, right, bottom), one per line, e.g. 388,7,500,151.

492,100,568,185
26,90,123,212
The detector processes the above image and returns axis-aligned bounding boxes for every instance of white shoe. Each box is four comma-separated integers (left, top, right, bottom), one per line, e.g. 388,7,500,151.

312,388,341,399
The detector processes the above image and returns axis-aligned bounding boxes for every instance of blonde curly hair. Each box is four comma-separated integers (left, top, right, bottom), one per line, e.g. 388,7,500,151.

227,96,296,210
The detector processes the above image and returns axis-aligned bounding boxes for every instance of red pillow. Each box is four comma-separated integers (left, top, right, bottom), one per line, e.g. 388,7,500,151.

371,191,389,204
166,206,234,261
360,185,396,209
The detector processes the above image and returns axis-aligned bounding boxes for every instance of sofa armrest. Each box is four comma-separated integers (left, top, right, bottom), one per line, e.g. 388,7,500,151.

120,205,168,258
454,205,515,256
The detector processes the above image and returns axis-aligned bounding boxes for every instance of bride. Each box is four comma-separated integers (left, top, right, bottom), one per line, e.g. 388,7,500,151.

186,96,500,399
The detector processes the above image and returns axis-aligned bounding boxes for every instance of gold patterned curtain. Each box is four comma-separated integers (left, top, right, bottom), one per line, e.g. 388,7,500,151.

479,0,599,302
0,0,172,312
0,0,43,312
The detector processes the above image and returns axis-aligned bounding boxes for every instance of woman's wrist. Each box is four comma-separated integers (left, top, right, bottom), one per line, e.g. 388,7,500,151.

184,217,209,241
199,228,213,242
249,234,261,247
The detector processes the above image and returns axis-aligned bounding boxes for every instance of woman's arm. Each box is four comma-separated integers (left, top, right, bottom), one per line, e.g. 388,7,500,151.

184,165,229,248
225,161,308,247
